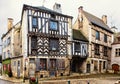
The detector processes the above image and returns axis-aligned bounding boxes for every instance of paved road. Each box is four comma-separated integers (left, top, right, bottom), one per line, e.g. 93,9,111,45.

0,79,22,84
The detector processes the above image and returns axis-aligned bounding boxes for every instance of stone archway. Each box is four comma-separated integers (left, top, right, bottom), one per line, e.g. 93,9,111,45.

112,64,119,74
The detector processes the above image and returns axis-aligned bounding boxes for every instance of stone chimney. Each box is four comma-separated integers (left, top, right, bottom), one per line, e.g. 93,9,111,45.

53,3,62,13
78,6,83,13
8,18,13,31
102,15,107,24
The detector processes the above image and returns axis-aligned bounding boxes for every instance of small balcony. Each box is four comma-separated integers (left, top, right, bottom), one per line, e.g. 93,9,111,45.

73,51,88,58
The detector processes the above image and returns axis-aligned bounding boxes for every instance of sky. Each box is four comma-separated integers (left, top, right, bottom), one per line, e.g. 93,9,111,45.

0,0,120,53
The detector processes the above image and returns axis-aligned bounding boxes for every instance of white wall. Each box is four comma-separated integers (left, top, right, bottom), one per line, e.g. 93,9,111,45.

111,44,120,65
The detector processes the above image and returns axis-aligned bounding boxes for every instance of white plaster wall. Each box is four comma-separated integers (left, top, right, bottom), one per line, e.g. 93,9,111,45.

21,10,28,58
111,44,120,65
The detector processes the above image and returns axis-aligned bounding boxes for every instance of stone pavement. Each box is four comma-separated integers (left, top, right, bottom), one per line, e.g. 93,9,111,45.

39,78,119,84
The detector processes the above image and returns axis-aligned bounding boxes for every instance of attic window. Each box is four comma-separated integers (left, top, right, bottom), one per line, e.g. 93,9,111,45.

51,14,55,19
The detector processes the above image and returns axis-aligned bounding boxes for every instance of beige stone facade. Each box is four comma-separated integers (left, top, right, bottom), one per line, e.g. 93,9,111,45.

73,6,113,73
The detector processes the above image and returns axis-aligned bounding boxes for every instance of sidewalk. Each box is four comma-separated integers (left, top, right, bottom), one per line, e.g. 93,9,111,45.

0,75,29,84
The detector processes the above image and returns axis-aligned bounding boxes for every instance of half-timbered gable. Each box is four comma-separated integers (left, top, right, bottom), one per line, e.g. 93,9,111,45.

23,5,72,57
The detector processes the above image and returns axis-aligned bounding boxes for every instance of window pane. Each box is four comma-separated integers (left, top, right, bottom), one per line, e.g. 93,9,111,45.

104,34,107,42
96,31,100,40
95,44,100,55
32,17,37,28
31,36,37,49
50,39,59,51
50,21,58,30
75,42,80,52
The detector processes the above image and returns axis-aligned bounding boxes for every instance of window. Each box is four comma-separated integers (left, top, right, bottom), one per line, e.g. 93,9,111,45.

49,39,59,51
104,34,107,42
96,31,100,40
50,20,58,30
103,61,106,69
94,60,98,71
40,59,47,70
32,17,38,28
49,59,56,70
57,59,65,70
30,58,35,63
4,40,6,48
115,48,120,56
7,50,10,58
75,42,80,53
31,36,37,49
103,46,107,56
3,52,6,59
95,44,100,55
7,37,11,45
14,61,16,66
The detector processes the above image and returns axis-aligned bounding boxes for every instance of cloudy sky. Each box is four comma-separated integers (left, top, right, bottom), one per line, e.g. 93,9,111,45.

0,0,120,53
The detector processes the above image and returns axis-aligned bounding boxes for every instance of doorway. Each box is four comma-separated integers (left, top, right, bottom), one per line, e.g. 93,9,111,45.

99,61,102,73
86,64,90,73
17,60,20,78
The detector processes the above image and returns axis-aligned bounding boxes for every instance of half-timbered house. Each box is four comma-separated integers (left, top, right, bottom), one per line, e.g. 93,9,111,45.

20,4,73,78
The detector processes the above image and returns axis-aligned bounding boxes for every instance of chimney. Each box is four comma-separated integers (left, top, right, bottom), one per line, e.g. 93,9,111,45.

78,6,83,13
53,3,62,13
102,15,107,24
111,26,118,33
8,18,13,31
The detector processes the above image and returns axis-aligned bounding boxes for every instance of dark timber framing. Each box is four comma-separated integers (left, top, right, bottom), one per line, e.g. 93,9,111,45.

24,4,72,57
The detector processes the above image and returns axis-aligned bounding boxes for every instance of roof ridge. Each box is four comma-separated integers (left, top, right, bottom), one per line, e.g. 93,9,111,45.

83,10,104,22
82,10,113,33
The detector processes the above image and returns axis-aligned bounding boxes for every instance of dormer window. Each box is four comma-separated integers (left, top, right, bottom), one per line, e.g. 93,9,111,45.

50,20,58,31
32,17,38,28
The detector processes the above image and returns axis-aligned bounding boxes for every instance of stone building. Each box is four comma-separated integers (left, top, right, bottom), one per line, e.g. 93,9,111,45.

2,18,22,77
111,26,120,72
73,6,113,73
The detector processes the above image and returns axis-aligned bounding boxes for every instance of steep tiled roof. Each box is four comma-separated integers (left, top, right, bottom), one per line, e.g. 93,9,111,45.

83,11,113,33
73,29,88,42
